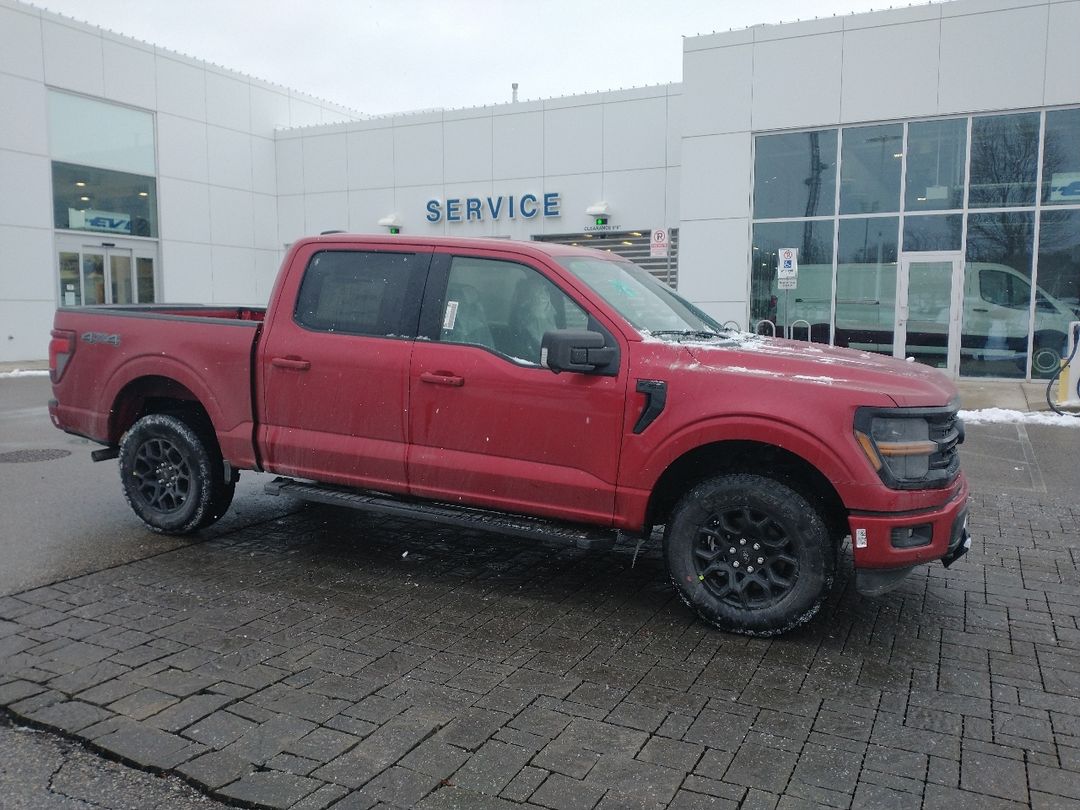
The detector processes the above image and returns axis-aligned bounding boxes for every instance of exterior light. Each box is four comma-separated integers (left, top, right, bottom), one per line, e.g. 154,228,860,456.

595,216,608,226
377,214,402,233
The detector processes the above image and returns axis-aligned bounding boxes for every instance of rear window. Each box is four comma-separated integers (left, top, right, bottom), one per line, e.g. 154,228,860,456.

294,250,420,336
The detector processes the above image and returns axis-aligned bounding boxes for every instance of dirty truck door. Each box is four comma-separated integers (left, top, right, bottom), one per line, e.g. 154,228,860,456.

407,251,626,525
259,244,432,492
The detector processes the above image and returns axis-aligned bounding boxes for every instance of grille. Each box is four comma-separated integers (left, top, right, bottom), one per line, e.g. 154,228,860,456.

927,410,962,479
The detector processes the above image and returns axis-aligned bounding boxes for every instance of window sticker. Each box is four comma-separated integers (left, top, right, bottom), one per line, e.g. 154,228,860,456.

855,528,868,549
443,300,459,330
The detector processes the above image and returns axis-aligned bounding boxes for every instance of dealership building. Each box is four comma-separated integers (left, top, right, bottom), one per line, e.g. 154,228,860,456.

1,0,1077,379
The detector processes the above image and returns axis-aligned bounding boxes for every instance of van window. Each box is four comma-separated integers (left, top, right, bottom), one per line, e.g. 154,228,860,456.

979,268,1030,310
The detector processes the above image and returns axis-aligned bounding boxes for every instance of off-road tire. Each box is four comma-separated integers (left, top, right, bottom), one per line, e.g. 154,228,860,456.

119,413,233,534
664,473,834,636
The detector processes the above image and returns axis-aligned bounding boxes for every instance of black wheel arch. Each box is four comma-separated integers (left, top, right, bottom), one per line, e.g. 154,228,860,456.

645,440,848,543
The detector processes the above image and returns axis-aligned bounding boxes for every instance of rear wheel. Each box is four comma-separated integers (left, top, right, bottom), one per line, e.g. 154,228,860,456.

119,413,233,534
664,474,834,636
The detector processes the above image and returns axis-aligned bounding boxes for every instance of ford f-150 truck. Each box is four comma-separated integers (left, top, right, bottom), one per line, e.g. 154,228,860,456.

49,234,970,635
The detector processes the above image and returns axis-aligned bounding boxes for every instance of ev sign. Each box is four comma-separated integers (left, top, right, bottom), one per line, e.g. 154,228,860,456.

650,228,669,258
777,247,798,290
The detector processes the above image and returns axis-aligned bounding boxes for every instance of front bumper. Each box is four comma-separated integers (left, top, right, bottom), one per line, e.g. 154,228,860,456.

849,473,970,571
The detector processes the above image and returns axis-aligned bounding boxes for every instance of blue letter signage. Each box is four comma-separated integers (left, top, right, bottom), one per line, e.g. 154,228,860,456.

425,192,561,224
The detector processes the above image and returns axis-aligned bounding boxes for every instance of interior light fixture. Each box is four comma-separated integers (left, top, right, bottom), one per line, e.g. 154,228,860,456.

892,152,903,158
621,241,633,246
75,181,86,187
138,191,148,197
629,231,642,237
79,195,90,201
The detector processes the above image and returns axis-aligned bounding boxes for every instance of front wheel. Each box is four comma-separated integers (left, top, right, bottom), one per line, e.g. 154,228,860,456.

664,474,834,636
119,413,233,534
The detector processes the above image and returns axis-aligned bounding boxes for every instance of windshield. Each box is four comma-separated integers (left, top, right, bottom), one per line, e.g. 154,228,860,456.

557,256,727,338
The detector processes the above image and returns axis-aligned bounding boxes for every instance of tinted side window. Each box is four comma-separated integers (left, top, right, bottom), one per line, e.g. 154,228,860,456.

438,257,587,365
295,251,420,337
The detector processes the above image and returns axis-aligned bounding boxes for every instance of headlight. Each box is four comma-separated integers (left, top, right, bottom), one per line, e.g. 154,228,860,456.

854,407,957,489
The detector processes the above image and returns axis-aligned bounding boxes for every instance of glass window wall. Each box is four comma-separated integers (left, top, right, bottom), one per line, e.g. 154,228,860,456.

53,162,158,238
905,119,967,211
750,221,834,341
752,130,837,219
1043,108,1080,205
835,217,899,356
969,113,1040,208
839,124,903,214
1034,210,1080,377
903,214,962,252
48,91,155,175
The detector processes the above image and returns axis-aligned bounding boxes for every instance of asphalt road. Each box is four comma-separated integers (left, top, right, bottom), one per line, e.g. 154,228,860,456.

0,375,298,597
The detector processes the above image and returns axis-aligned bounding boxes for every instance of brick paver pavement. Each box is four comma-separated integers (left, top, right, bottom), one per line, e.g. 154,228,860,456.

1,490,1078,809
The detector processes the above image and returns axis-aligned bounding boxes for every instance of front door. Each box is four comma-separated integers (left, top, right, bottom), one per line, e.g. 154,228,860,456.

56,236,157,306
407,251,626,525
895,253,963,372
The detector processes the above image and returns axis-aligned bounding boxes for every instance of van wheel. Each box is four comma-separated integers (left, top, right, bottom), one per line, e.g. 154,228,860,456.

1031,337,1064,378
664,474,834,636
119,413,232,534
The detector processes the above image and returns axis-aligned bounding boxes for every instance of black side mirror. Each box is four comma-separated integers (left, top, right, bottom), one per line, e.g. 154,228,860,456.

541,330,616,374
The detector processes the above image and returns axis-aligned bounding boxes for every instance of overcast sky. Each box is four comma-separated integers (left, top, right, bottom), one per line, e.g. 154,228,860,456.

34,0,918,116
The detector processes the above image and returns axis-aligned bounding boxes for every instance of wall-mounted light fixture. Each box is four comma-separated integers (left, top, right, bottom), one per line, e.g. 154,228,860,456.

377,214,402,235
585,202,610,227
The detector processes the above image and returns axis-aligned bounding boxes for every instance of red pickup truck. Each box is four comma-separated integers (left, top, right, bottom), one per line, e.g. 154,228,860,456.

49,234,970,635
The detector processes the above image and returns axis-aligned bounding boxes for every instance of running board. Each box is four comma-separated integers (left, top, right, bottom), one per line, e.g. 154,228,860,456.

264,477,618,551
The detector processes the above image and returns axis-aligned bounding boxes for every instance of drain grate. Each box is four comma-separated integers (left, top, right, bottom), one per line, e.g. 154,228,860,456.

0,449,72,463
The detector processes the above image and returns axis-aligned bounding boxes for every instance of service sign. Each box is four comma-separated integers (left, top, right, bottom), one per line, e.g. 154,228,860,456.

426,192,560,223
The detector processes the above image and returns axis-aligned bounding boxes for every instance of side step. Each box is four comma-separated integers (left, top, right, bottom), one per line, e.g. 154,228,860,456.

264,477,618,551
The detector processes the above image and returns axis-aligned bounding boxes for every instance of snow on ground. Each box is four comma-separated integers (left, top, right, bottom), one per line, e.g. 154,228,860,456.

960,407,1080,427
0,369,49,379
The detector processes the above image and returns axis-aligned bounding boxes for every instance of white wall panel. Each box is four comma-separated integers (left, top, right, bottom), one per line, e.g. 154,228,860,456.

250,85,291,135
680,133,751,221
665,167,681,225
0,151,50,228
251,136,277,196
682,45,753,137
392,185,445,235
208,186,254,248
348,188,396,234
676,217,750,307
158,177,211,243
0,224,53,300
434,180,496,237
207,126,252,191
289,96,322,128
160,240,212,303
254,249,280,304
938,5,1048,113
0,300,54,362
0,74,46,155
157,114,208,182
275,137,304,196
276,194,305,246
1045,2,1080,106
302,133,348,193
252,193,278,250
205,72,251,133
304,191,348,234
155,56,206,122
492,111,544,180
600,169,667,231
540,173,602,236
666,94,682,168
752,34,843,130
604,98,667,171
544,105,603,177
42,20,104,97
841,21,940,122
210,245,255,304
394,123,443,187
102,39,155,110
444,117,493,184
0,4,42,81
347,127,395,190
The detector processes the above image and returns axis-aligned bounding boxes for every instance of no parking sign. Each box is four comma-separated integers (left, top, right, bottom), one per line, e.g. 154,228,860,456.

777,247,798,290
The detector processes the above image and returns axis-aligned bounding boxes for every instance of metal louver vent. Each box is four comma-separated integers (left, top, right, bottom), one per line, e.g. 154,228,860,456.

533,229,679,289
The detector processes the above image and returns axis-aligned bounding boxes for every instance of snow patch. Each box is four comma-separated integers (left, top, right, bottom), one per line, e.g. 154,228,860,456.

0,369,49,379
959,408,1080,427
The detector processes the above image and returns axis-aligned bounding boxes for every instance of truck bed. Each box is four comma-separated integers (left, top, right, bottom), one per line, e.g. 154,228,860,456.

50,304,265,468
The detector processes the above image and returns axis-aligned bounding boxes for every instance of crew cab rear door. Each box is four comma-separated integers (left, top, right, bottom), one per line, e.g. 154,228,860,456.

257,242,432,493
407,248,626,525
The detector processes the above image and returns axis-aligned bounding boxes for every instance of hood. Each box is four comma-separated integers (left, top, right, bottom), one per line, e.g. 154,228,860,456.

678,334,958,408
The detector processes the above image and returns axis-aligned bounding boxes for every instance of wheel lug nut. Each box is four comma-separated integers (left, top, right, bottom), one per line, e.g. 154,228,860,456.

733,561,740,568
729,547,736,554
758,557,764,564
753,543,760,550
747,566,754,573
740,539,746,545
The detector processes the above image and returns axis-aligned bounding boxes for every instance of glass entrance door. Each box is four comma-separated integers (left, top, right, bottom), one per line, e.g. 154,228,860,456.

895,253,964,372
56,237,156,306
